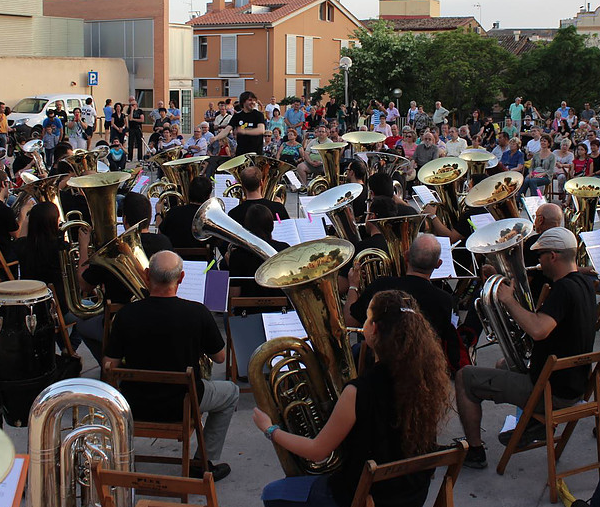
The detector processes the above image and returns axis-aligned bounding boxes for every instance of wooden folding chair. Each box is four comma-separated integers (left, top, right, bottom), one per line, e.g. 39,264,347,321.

350,441,468,507
0,249,17,281
104,365,209,502
497,352,600,503
92,461,218,507
47,283,78,358
102,300,125,357
225,295,289,392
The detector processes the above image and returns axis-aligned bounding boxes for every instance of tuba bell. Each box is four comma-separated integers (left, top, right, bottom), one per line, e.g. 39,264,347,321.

342,131,386,153
22,139,48,176
247,154,293,204
62,147,108,176
564,177,600,265
464,171,524,220
306,141,348,196
217,153,253,200
158,155,209,212
147,145,183,168
11,174,65,221
460,148,496,176
466,218,535,372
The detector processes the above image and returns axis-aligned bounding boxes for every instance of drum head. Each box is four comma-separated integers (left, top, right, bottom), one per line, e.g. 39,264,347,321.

0,280,50,303
0,429,15,482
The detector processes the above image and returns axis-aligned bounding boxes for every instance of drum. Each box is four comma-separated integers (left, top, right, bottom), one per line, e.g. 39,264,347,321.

0,280,56,427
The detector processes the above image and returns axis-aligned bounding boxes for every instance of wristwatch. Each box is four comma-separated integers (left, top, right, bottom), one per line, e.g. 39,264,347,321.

349,286,359,293
264,424,280,441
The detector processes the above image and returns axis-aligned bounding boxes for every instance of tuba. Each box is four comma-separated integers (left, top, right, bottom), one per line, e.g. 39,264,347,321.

27,378,134,507
62,147,108,176
460,148,496,176
158,156,209,212
217,153,253,200
147,146,183,168
564,177,600,265
306,142,347,196
466,218,535,372
354,247,393,292
464,171,524,220
11,174,65,221
304,183,364,244
248,154,292,204
342,131,386,153
192,198,356,476
364,151,412,194
22,139,48,176
418,157,468,228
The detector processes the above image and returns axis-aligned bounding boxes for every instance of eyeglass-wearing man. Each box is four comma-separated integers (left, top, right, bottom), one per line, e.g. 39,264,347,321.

184,127,208,156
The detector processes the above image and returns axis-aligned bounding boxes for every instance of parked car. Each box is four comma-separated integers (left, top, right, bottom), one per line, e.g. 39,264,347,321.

8,94,94,138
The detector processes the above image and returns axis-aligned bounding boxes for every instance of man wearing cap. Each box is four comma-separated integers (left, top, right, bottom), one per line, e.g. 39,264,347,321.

456,227,596,469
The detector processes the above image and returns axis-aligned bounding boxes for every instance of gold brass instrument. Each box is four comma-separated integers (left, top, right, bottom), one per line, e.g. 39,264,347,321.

147,145,183,168
342,131,386,153
466,218,535,373
22,139,48,176
27,378,134,507
161,156,209,203
146,178,177,198
565,177,600,265
248,154,292,204
464,171,524,220
192,199,356,476
369,214,427,276
306,141,347,196
363,151,412,192
417,157,468,228
217,154,252,200
11,174,65,221
304,183,364,244
460,148,495,176
62,147,108,176
354,247,393,292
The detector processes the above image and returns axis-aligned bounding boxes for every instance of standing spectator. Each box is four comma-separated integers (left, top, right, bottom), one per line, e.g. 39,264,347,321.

184,126,208,156
348,100,360,131
413,105,431,134
432,101,449,129
374,116,392,137
566,108,578,129
42,125,59,166
406,100,418,128
110,103,127,145
337,104,347,134
556,100,570,118
213,101,231,133
367,99,386,130
103,99,113,142
107,139,127,172
168,100,181,127
581,102,596,122
54,101,68,138
467,109,483,139
325,97,340,124
204,102,217,132
268,108,286,136
283,98,304,136
42,110,63,140
81,97,97,150
502,118,518,139
523,100,541,122
66,108,88,150
509,97,525,132
264,96,280,121
385,101,400,125
149,100,165,123
0,102,8,150
127,100,144,162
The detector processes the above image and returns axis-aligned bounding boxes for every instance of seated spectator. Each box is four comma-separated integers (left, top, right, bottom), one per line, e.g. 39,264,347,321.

262,130,279,158
158,129,182,152
500,137,525,173
267,108,286,137
553,139,574,201
276,129,304,166
384,124,401,150
107,139,127,172
184,126,208,156
373,116,392,137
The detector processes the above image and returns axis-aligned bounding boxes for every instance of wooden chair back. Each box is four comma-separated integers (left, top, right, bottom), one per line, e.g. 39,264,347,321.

47,283,77,357
92,461,218,507
351,441,468,507
102,300,125,357
0,249,17,280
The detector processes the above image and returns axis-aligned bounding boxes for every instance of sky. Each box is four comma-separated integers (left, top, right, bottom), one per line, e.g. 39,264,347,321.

170,0,595,30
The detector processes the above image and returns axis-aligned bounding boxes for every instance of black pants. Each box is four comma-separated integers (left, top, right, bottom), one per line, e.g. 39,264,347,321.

128,128,143,161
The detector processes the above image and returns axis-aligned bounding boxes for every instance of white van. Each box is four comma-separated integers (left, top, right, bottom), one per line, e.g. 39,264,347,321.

8,94,94,138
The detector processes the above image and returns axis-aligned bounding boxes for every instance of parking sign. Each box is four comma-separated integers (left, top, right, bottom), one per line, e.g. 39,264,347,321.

88,71,99,86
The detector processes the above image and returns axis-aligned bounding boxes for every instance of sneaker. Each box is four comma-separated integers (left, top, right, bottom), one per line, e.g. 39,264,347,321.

190,461,231,482
463,445,487,469
498,419,547,448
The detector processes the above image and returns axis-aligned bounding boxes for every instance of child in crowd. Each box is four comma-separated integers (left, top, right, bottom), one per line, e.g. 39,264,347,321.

42,124,59,167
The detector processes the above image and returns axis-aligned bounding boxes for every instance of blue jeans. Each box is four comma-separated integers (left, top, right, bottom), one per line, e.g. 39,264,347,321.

519,175,550,198
263,475,339,507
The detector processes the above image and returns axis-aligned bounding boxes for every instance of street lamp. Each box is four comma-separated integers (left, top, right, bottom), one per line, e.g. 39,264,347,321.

392,88,402,111
339,56,352,106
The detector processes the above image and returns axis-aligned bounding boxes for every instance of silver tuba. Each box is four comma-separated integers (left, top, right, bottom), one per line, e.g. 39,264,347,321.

466,218,535,372
22,139,48,176
27,378,134,507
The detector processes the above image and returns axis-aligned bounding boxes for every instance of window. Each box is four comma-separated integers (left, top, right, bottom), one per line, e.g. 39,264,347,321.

319,2,334,21
67,99,81,111
220,35,237,75
194,36,208,60
193,79,208,97
221,79,230,97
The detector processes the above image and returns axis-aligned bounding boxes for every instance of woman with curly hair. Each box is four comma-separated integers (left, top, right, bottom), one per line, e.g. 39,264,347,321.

254,290,452,507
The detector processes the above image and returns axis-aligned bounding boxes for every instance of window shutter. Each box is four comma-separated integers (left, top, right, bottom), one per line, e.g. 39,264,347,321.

221,35,237,59
286,34,296,75
340,39,349,50
310,78,320,93
286,78,296,98
229,78,245,98
193,35,199,60
303,37,313,74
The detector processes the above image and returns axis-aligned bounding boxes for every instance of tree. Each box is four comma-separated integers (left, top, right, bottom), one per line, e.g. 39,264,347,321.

509,26,600,114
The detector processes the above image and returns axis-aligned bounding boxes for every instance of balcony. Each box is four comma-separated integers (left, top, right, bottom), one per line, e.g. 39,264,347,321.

219,59,238,76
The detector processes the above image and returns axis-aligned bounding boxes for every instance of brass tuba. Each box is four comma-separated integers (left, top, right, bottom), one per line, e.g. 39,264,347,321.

217,153,253,200
466,218,535,372
22,139,48,176
11,174,65,221
342,131,386,153
306,141,347,196
62,147,108,176
158,155,209,212
354,247,393,293
304,183,364,244
460,148,495,176
27,378,134,507
564,177,600,265
464,171,524,220
147,145,183,168
418,157,468,228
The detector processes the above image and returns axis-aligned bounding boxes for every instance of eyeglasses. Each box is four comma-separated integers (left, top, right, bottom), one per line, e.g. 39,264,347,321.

194,130,201,133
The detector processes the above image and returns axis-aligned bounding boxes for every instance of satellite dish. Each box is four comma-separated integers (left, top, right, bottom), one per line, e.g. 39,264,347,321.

339,56,353,69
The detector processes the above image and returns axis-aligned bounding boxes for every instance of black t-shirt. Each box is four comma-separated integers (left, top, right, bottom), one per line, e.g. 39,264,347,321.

325,102,340,118
105,296,225,420
0,201,17,260
482,123,496,144
328,363,432,507
159,203,200,248
112,113,126,129
54,109,67,127
12,153,32,174
228,198,289,226
229,109,266,155
306,114,323,129
352,184,368,219
229,238,289,297
60,190,91,224
532,271,596,399
128,109,144,131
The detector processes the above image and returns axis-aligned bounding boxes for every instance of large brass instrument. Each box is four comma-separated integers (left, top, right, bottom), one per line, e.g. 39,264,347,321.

27,378,134,507
161,156,209,202
306,141,347,196
22,139,48,176
464,171,524,220
342,131,386,153
466,218,535,372
11,174,65,221
363,151,412,193
460,148,495,176
192,198,356,476
63,147,109,176
147,146,183,168
354,247,393,292
564,177,600,264
304,183,364,244
418,157,468,228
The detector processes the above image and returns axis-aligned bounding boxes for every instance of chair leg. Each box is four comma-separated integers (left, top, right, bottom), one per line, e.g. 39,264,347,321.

554,420,578,461
497,412,533,474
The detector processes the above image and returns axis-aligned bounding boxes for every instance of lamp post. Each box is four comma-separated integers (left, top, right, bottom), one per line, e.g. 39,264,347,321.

339,56,352,106
392,88,403,112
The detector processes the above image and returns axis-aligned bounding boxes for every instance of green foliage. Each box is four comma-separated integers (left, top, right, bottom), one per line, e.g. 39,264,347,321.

310,87,325,105
280,96,301,106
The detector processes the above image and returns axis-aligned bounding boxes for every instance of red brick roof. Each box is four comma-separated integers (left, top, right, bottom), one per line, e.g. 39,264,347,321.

363,16,480,32
188,0,316,26
490,35,539,56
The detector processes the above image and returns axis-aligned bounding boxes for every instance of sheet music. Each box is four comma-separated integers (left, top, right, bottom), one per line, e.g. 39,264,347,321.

262,311,307,341
213,173,232,197
469,213,495,230
131,175,150,194
299,196,332,225
295,218,326,243
413,185,439,205
116,224,125,236
0,457,24,507
522,195,546,221
431,236,457,279
586,246,600,272
272,219,301,246
178,261,208,304
580,230,600,248
149,197,160,224
285,170,302,190
219,196,239,214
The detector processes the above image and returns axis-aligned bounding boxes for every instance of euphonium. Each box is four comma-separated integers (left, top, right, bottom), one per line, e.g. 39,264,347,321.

147,145,183,168
247,154,292,204
354,247,393,292
62,147,108,176
564,177,600,265
460,148,495,176
216,153,252,200
464,171,524,220
304,183,364,244
418,157,468,228
364,151,412,195
307,141,347,195
466,218,535,373
158,155,209,211
27,378,134,507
